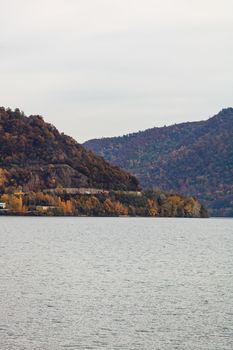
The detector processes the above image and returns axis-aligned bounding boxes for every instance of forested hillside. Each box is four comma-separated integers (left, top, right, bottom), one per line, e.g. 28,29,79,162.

0,107,139,192
84,108,233,216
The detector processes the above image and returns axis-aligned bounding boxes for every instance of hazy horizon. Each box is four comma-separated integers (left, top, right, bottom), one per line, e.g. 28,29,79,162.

1,0,233,142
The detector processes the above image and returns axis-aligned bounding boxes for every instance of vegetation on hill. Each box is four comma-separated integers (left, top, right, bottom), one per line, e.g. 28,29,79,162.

0,107,139,192
0,106,208,218
0,190,208,218
84,108,233,217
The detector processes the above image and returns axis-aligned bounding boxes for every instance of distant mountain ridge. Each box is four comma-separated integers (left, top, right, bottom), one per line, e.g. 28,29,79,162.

0,107,139,192
84,108,233,216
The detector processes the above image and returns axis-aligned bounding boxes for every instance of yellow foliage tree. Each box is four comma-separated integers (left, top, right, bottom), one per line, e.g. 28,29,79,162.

0,168,7,188
63,200,74,215
184,198,195,216
147,199,158,217
113,201,128,216
0,193,9,203
84,197,100,210
9,195,27,213
167,195,183,206
103,198,115,214
56,197,74,215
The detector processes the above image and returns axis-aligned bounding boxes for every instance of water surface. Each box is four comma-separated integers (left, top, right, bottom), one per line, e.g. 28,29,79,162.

0,217,233,349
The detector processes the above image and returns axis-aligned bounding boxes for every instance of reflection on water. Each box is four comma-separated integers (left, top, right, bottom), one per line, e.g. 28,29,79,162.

0,217,233,350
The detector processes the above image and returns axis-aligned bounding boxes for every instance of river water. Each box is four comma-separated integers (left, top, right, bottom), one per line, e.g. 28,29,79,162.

0,217,232,350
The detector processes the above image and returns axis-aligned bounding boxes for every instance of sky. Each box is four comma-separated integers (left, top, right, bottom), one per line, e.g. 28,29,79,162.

1,0,233,142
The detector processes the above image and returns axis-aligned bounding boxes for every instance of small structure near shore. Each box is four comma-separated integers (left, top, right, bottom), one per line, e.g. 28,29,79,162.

0,202,6,209
43,187,110,195
36,205,57,212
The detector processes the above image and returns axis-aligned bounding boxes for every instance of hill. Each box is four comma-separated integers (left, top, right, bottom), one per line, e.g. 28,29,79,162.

0,107,139,192
84,108,233,216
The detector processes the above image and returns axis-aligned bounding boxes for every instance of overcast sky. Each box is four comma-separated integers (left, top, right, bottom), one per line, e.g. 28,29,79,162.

1,0,233,142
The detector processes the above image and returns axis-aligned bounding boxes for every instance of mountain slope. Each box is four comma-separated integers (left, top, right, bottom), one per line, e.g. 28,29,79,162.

0,107,139,192
84,108,233,216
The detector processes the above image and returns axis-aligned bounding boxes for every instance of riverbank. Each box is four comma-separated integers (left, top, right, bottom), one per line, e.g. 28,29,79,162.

0,190,208,218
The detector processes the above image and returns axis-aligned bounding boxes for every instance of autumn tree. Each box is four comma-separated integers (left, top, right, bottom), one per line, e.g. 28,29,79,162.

113,201,128,216
147,199,158,217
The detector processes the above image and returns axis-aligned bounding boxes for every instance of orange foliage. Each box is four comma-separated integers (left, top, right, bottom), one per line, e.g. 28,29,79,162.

147,199,158,217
